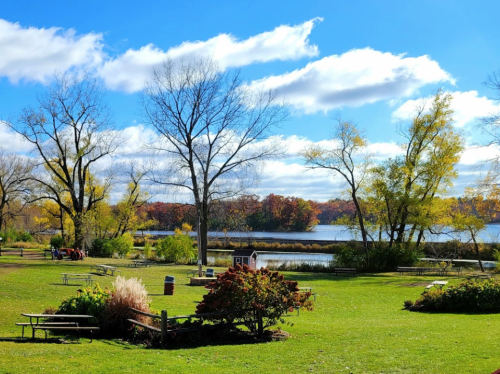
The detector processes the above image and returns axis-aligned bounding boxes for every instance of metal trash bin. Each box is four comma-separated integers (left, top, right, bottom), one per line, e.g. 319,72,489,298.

164,275,175,295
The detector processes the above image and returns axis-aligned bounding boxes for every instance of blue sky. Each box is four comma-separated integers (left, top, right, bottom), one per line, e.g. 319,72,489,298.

1,1,500,202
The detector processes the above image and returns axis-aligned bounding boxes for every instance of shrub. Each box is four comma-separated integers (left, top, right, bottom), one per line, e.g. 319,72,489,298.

111,233,134,258
103,276,151,337
50,234,65,249
57,284,111,325
368,243,421,271
334,242,365,268
156,228,196,263
91,238,114,257
405,279,500,313
196,264,313,333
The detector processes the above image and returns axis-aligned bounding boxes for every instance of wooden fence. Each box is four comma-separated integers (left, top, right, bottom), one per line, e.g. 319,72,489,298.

128,307,263,348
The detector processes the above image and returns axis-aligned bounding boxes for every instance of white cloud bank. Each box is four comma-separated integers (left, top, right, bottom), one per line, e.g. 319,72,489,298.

99,18,322,93
243,48,454,113
0,19,104,84
392,90,500,128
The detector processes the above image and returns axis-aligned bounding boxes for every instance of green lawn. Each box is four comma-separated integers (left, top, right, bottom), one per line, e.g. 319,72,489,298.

0,253,498,374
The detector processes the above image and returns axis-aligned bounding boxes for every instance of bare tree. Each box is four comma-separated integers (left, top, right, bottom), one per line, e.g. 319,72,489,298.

302,118,371,258
141,58,287,265
10,72,121,250
0,148,33,231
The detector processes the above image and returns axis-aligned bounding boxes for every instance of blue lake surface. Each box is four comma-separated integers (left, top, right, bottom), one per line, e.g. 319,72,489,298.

144,224,500,243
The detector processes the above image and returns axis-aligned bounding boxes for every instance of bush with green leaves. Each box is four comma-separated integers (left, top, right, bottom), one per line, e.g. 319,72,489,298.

57,284,111,325
50,234,65,249
91,238,114,257
111,233,134,258
0,229,33,244
156,228,196,263
405,279,500,313
196,264,313,333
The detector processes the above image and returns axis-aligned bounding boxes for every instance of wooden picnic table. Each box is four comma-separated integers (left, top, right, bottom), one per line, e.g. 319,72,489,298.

422,280,448,294
61,273,94,285
94,264,120,276
131,260,153,268
20,313,95,339
187,269,206,277
468,273,492,280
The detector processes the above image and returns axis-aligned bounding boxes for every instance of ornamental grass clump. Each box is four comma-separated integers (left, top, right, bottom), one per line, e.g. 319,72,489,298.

103,276,152,337
196,264,314,333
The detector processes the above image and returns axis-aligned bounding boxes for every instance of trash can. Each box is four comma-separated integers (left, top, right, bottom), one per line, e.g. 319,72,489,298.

164,276,175,295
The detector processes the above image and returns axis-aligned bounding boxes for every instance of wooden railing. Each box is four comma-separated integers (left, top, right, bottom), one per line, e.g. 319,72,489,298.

128,307,263,348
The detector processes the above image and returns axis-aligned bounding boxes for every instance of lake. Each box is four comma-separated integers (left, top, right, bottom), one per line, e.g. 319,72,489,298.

144,224,500,243
208,250,333,269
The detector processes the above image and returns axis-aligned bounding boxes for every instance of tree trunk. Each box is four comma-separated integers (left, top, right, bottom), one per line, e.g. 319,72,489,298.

352,194,369,260
470,229,484,272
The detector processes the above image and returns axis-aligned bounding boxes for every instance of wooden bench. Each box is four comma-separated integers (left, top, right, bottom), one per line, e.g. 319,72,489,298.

32,325,100,341
15,322,78,338
333,268,356,276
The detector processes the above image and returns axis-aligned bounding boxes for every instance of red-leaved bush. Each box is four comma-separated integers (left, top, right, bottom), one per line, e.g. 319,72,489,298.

196,264,313,332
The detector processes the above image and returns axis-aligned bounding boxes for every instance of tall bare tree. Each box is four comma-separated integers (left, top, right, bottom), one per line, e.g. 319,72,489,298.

0,148,33,231
302,119,372,257
10,73,121,249
141,58,287,265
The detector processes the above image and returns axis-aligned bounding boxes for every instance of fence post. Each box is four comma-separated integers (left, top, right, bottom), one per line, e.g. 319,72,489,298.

161,310,167,348
21,247,23,257
257,309,263,338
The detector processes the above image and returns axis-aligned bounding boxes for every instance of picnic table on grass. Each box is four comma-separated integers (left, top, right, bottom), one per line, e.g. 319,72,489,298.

61,273,94,285
422,280,448,294
131,260,153,268
93,264,120,276
19,313,98,340
187,269,206,277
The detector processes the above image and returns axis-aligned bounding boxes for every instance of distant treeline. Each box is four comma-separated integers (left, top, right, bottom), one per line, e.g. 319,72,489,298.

140,194,320,232
139,196,500,233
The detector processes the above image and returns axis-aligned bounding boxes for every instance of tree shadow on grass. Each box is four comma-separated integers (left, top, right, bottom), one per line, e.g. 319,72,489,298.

0,337,82,344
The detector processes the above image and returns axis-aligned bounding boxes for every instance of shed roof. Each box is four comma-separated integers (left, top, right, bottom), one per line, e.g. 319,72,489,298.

231,249,257,257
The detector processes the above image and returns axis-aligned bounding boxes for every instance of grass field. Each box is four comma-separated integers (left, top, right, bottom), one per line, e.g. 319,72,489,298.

0,251,499,374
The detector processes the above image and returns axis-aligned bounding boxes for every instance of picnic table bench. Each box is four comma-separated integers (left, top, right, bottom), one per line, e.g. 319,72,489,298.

397,267,435,276
468,273,493,280
131,260,154,268
422,280,448,294
61,273,94,285
397,266,462,276
93,264,121,276
19,313,99,341
187,269,206,277
333,268,357,276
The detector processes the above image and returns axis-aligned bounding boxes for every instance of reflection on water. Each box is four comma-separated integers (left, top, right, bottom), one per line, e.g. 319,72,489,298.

208,250,334,268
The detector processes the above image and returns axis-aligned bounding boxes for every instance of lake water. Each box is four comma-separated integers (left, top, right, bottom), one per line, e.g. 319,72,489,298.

144,224,500,243
208,250,333,269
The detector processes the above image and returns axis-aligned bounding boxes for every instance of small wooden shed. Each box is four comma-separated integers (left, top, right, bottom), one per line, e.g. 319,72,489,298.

231,249,258,270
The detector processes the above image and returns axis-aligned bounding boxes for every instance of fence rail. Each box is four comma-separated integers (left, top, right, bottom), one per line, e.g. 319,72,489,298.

127,307,263,348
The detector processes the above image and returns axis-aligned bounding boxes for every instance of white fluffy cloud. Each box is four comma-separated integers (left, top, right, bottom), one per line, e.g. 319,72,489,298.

243,48,453,113
392,90,500,127
0,121,31,152
99,18,322,93
0,19,103,84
